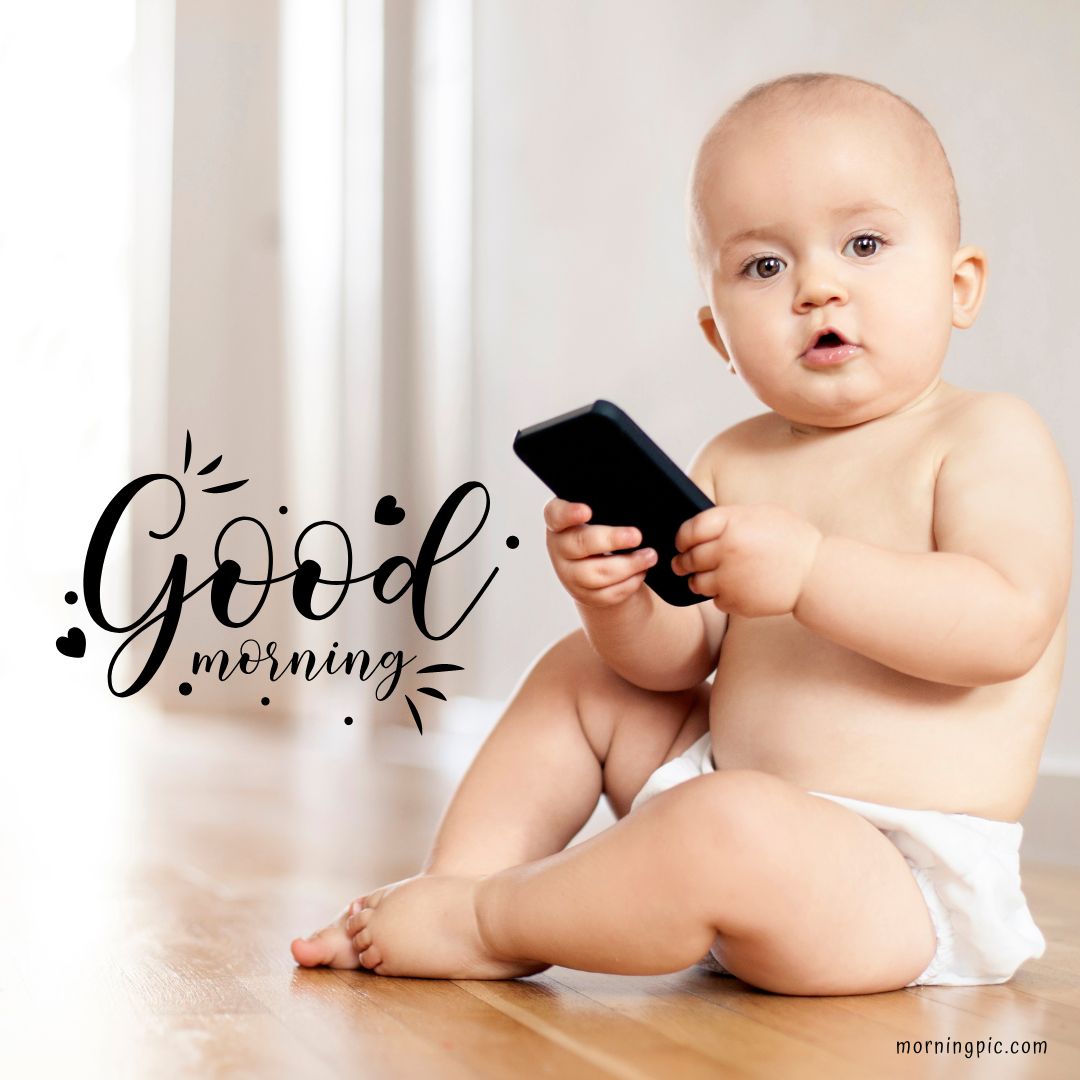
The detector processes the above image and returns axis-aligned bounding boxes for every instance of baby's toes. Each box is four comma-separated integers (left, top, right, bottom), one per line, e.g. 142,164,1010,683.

291,900,371,969
348,908,375,953
347,908,374,949
358,943,383,971
345,904,372,935
290,921,359,969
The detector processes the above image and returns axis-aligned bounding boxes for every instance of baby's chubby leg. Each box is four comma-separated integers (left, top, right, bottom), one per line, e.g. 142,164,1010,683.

291,628,710,968
345,769,936,993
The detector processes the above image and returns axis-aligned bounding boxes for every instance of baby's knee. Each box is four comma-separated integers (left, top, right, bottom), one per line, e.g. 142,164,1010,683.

655,769,789,846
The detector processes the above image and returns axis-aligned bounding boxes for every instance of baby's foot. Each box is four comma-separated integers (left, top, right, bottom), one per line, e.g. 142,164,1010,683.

291,902,365,969
345,874,548,980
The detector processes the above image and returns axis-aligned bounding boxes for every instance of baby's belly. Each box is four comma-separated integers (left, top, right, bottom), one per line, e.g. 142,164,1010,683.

707,616,1049,821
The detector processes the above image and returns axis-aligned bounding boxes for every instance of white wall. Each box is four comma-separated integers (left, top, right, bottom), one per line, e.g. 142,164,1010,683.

468,0,1080,780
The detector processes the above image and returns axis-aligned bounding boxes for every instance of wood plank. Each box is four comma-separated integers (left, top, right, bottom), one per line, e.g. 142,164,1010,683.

461,975,748,1079
241,970,484,1080
0,1009,339,1080
823,980,1080,1078
331,973,617,1079
912,978,1080,1052
539,967,896,1080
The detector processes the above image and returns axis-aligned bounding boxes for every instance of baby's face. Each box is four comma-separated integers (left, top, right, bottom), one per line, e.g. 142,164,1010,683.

695,103,965,428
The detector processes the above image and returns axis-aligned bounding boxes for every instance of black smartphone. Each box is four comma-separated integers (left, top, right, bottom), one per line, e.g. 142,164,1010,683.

513,400,714,606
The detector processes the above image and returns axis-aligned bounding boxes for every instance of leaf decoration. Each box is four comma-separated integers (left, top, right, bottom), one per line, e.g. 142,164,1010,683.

181,433,246,494
417,686,446,701
415,663,464,675
203,478,249,494
404,694,423,735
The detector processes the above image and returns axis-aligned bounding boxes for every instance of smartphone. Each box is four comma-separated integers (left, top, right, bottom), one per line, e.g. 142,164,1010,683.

513,400,714,606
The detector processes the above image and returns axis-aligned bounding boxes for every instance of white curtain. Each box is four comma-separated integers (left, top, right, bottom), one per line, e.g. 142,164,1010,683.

131,0,481,722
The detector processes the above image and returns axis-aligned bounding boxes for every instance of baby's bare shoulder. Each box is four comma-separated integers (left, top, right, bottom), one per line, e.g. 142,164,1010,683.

935,390,1070,495
686,415,764,498
937,388,1054,439
934,389,1068,510
692,413,771,462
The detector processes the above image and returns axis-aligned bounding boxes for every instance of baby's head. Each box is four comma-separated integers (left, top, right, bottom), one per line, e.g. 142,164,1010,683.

688,73,987,431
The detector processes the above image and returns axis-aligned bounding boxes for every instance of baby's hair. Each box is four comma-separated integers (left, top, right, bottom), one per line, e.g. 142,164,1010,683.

687,72,961,280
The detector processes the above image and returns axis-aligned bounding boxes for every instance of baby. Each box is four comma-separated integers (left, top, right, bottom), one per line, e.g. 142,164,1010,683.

292,72,1071,994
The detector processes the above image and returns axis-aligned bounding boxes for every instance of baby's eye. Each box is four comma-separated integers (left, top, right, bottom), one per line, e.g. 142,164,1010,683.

741,255,786,280
843,232,886,258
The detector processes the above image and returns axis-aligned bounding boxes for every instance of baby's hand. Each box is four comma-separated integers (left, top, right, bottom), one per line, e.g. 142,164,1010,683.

671,504,823,618
544,498,658,608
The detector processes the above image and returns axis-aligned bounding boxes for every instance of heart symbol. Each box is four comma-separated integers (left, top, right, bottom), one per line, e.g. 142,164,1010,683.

374,495,405,526
56,627,86,659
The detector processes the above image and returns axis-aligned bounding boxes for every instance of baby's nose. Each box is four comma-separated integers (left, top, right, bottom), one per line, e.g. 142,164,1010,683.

793,264,849,310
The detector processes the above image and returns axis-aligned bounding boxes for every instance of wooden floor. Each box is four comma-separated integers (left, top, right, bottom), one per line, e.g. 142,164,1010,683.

3,704,1079,1079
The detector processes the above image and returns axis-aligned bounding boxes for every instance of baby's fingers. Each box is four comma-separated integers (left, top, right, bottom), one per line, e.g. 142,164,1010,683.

578,548,657,588
675,506,730,553
682,569,721,598
671,537,723,576
544,498,591,532
587,568,652,607
556,524,645,561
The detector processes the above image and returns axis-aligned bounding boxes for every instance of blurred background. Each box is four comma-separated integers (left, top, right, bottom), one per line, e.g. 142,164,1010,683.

2,0,1079,854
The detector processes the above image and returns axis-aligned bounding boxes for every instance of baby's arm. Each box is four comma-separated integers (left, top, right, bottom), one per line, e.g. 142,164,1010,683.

549,435,729,692
576,574,727,691
793,395,1072,686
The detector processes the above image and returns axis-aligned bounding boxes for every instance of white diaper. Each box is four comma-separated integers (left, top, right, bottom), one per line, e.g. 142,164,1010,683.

629,733,1046,987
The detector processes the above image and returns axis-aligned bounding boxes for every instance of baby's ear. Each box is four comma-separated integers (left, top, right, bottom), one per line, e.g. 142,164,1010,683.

951,245,988,330
696,307,735,373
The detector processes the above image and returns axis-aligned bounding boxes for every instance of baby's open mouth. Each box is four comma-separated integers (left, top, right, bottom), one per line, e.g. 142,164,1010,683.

801,327,860,366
